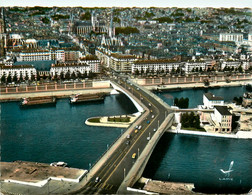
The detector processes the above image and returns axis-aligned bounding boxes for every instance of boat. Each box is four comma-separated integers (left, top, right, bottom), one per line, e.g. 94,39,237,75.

21,96,56,106
70,93,105,104
50,161,68,167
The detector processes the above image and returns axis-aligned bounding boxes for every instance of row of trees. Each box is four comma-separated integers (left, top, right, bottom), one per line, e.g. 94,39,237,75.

1,72,36,83
134,67,184,76
181,112,200,129
174,97,189,108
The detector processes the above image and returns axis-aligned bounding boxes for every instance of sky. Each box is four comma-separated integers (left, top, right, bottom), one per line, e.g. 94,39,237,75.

1,0,252,8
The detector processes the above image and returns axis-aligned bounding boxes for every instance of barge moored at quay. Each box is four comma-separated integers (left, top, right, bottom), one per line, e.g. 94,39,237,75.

21,96,56,106
70,93,105,103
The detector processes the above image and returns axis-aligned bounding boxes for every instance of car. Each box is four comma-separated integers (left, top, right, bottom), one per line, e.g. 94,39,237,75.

147,136,150,141
126,134,130,139
132,153,136,159
137,88,139,90
151,115,155,119
138,125,142,130
148,103,151,107
135,125,138,129
153,128,157,132
147,120,150,124
95,177,101,183
135,129,138,133
126,140,130,145
150,110,153,113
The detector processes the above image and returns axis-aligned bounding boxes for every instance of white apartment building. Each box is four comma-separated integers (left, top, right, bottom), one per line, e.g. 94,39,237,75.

221,60,241,70
110,53,136,73
50,63,90,78
17,50,52,61
0,64,36,80
95,48,111,67
203,93,224,108
219,33,243,42
78,56,101,73
184,61,206,73
132,60,181,74
212,106,232,133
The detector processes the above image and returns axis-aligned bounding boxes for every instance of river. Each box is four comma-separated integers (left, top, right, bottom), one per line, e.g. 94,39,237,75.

1,86,251,193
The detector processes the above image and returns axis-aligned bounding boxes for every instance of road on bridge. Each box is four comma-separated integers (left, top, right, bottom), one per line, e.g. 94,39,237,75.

72,77,172,194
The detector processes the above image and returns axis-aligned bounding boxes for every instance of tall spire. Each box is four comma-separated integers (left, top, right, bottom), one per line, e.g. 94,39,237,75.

109,9,114,38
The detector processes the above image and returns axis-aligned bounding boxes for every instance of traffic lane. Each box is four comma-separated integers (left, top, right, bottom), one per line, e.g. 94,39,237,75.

102,116,160,187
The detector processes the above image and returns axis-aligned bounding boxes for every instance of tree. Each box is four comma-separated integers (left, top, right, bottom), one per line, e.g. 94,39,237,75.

174,97,179,106
77,71,82,78
60,72,64,80
146,68,150,75
13,73,18,83
141,68,144,75
135,69,140,75
31,73,35,81
42,73,46,80
19,72,24,82
83,71,88,78
238,65,243,73
7,73,12,83
25,73,29,81
1,74,6,83
71,72,76,80
65,71,71,80
36,72,41,81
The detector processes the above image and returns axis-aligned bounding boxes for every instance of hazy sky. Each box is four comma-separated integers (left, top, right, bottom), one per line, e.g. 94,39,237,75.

2,0,252,8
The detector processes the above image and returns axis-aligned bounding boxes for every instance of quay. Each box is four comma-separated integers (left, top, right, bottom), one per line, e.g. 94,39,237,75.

0,161,87,195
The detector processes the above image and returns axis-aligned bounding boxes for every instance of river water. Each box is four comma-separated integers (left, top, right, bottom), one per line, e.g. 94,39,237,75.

1,86,251,193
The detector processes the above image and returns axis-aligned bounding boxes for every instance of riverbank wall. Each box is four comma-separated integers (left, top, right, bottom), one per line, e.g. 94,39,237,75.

167,129,252,139
0,88,112,102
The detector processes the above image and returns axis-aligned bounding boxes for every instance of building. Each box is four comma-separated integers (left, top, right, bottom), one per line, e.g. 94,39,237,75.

110,53,136,73
0,64,36,80
221,60,241,70
78,55,101,73
132,59,181,74
184,60,206,73
212,106,232,133
50,62,90,78
17,50,52,61
203,93,224,108
219,33,243,43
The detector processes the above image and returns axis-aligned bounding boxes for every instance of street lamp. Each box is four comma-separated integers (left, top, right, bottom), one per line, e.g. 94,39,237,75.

158,120,160,128
89,163,91,171
138,148,140,157
124,168,126,179
107,144,109,150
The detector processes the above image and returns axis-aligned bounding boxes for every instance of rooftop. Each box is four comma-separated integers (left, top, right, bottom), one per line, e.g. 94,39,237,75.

215,106,232,115
204,92,224,101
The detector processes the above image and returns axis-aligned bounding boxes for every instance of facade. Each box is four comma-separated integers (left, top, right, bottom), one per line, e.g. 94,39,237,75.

78,56,101,73
50,63,90,78
219,33,243,42
0,64,36,80
203,93,224,108
184,61,206,73
212,106,232,133
95,48,111,68
221,60,241,70
17,50,52,61
110,53,136,73
132,59,181,74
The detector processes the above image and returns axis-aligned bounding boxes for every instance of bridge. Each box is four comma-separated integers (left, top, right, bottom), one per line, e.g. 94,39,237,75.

71,77,174,194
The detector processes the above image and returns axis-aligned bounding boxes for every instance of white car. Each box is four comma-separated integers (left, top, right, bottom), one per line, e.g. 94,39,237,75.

151,115,155,119
153,128,156,132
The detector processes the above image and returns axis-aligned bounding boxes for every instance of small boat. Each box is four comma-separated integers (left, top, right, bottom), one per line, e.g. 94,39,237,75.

50,161,68,167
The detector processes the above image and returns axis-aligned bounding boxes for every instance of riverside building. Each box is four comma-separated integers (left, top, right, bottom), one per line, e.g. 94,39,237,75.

0,64,36,80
